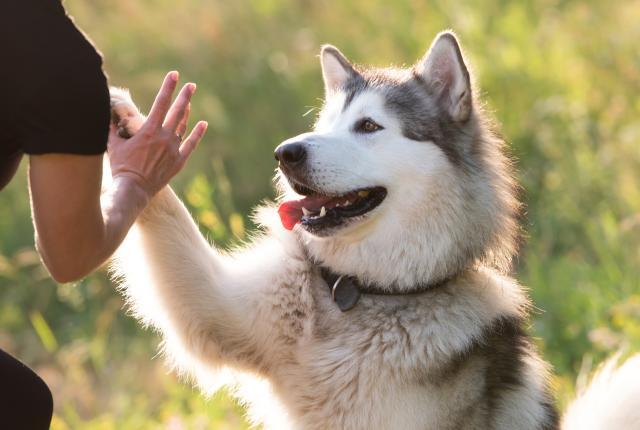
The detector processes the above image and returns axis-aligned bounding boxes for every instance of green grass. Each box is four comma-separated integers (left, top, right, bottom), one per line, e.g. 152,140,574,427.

0,0,638,427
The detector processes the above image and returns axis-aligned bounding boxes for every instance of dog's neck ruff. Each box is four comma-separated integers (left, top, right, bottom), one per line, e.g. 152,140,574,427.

320,267,450,312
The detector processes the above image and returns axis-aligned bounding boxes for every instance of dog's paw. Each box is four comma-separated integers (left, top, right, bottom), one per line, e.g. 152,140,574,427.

110,87,145,138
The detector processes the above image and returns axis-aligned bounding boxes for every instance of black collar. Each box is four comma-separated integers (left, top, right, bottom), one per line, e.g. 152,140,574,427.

320,267,450,312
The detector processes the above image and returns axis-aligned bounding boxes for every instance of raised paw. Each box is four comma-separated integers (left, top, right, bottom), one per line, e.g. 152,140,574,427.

110,87,145,138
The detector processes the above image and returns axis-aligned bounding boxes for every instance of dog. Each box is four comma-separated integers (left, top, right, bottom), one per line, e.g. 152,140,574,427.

109,31,640,429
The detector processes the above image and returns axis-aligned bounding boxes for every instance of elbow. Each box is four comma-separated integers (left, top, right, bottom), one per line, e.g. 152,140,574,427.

44,259,88,284
48,267,85,284
37,242,93,283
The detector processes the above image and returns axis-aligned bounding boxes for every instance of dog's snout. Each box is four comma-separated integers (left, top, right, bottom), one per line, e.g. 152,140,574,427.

274,142,307,168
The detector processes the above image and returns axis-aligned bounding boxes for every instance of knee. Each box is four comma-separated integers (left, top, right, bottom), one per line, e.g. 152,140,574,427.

0,350,53,429
32,373,54,425
19,370,53,430
13,366,53,429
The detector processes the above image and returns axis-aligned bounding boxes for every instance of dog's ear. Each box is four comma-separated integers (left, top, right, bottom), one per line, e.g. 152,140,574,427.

416,31,472,123
320,45,357,94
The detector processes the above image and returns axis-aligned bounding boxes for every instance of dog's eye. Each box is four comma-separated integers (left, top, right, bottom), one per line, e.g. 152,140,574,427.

354,118,384,134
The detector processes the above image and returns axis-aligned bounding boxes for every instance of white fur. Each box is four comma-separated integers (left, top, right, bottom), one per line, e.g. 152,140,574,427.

110,86,538,429
114,195,533,429
563,354,640,430
108,34,640,429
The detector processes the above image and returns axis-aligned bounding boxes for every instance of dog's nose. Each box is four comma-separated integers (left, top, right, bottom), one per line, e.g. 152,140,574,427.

274,142,307,168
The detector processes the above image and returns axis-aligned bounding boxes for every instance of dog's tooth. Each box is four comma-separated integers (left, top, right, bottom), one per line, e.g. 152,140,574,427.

302,207,311,217
320,206,326,217
358,190,370,198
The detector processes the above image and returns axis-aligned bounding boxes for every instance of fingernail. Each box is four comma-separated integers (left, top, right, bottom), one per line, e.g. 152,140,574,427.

200,121,208,133
169,71,179,81
188,83,197,94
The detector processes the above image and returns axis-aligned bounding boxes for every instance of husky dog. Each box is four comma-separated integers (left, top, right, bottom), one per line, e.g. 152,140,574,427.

110,31,640,429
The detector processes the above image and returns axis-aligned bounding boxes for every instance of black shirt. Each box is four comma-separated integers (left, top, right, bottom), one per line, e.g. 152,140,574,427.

0,0,110,190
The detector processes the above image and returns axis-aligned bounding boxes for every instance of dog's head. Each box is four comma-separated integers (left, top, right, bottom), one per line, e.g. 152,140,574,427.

274,31,520,289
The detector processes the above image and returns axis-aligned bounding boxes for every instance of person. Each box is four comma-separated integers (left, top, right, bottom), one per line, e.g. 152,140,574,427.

0,1,208,428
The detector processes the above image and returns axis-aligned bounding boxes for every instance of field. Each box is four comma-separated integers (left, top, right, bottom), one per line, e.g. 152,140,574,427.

0,0,639,428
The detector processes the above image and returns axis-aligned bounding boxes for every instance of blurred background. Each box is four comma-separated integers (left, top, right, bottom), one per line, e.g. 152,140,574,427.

1,0,639,428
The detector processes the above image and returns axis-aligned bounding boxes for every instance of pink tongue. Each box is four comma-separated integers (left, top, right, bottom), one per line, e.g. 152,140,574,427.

278,201,304,230
278,195,334,230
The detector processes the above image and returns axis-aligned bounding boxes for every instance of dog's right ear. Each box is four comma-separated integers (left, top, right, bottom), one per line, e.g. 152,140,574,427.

320,45,357,94
416,31,472,123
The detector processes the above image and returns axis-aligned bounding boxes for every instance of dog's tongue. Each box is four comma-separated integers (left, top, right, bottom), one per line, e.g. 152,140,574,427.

278,195,334,230
278,201,304,230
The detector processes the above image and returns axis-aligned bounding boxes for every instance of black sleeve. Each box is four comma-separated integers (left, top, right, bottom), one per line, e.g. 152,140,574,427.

19,63,110,156
7,0,111,156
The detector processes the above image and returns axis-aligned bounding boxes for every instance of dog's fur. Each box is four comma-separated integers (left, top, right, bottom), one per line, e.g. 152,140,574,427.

110,31,640,429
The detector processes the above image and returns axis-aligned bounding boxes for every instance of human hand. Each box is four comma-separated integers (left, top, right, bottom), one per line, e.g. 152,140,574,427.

108,71,208,199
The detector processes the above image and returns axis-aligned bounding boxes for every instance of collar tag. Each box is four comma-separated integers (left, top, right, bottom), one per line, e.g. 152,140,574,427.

331,275,361,312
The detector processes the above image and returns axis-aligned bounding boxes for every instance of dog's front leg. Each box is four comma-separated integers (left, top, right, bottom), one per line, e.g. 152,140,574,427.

109,88,296,375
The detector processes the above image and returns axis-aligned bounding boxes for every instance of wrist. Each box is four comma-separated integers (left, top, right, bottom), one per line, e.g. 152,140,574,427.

110,173,152,210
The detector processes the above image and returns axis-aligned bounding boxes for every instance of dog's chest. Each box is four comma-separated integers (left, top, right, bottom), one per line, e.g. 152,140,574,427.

272,332,485,430
264,277,488,429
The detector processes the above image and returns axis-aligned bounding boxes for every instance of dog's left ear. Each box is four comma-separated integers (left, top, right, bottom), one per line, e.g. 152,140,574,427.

416,31,472,123
320,45,358,95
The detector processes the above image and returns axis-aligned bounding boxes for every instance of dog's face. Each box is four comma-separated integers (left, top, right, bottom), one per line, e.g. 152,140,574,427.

274,32,518,287
276,33,474,238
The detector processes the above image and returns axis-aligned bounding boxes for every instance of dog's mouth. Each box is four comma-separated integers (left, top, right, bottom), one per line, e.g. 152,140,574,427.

278,182,387,233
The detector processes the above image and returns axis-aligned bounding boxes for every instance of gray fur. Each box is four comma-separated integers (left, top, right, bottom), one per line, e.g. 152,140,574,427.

341,69,466,165
106,31,639,430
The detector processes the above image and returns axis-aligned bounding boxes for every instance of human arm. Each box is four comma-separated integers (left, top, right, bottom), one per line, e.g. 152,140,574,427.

29,72,208,283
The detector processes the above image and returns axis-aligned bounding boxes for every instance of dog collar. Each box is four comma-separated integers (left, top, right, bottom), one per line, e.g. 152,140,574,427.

320,267,449,312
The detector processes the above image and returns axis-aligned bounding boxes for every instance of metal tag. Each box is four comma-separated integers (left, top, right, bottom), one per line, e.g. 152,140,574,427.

331,275,361,312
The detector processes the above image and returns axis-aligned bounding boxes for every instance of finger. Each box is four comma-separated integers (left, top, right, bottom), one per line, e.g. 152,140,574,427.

145,71,179,129
178,121,208,162
176,103,191,138
164,83,196,132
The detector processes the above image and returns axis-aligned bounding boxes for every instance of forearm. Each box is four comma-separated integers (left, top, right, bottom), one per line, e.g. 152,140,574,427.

95,175,150,269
